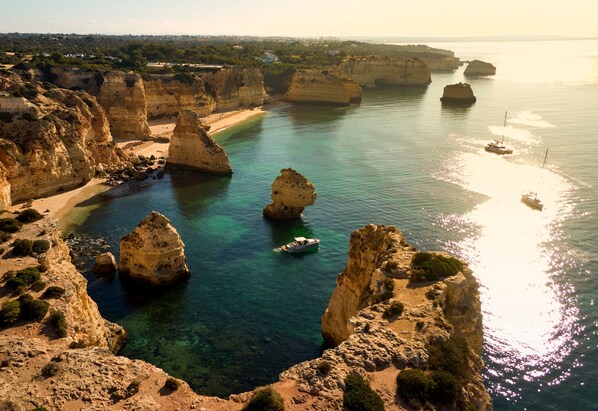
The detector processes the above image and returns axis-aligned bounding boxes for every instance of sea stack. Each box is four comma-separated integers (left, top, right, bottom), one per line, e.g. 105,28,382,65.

119,211,190,286
464,59,497,76
263,168,317,219
93,252,117,275
167,109,232,175
440,82,477,105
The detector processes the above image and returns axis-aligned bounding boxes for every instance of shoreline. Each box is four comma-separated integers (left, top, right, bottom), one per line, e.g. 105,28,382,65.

14,104,275,230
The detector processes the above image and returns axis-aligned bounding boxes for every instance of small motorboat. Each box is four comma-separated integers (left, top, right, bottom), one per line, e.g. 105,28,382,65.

280,237,320,254
521,191,543,211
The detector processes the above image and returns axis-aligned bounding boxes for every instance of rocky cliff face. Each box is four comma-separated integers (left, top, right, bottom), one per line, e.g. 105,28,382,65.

337,56,431,87
0,71,130,203
440,82,477,105
97,71,152,139
168,109,232,175
464,60,497,76
263,168,317,219
284,68,361,105
144,74,216,119
196,67,266,112
119,211,190,286
423,55,461,72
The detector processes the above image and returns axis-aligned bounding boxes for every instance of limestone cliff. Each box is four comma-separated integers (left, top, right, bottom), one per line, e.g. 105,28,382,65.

440,82,477,105
279,224,492,410
424,55,461,72
97,71,152,139
285,68,361,105
0,71,130,203
464,60,497,76
263,168,317,219
119,211,190,286
167,109,232,175
196,67,266,112
144,74,216,119
337,56,431,87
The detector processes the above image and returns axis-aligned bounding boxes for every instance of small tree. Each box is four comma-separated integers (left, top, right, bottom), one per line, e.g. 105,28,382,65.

343,373,385,411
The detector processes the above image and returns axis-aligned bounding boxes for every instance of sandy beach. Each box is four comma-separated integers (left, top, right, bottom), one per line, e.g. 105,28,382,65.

16,106,271,225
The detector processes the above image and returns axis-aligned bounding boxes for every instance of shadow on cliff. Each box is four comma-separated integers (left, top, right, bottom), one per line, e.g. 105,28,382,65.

167,171,232,220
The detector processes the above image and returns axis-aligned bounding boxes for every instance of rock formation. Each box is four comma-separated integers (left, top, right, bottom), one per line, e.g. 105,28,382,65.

284,68,361,105
440,82,477,105
0,70,131,203
96,71,152,139
464,59,497,76
119,211,190,286
195,67,267,111
93,252,117,275
167,109,232,175
424,55,461,72
337,56,431,87
144,73,216,119
263,168,317,219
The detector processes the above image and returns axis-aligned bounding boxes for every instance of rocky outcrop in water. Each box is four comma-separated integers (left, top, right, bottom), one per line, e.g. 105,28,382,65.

284,68,361,105
93,252,117,275
96,71,152,139
144,73,216,119
464,59,497,76
440,82,477,105
0,70,131,203
263,168,317,219
119,211,190,286
337,56,431,87
196,67,266,112
167,109,232,175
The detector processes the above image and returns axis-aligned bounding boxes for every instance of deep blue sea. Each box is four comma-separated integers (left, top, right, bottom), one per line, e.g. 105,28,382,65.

70,40,598,409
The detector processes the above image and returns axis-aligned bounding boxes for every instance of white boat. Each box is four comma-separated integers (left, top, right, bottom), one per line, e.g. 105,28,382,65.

521,148,548,211
281,237,320,254
485,140,513,155
521,191,543,210
485,111,513,155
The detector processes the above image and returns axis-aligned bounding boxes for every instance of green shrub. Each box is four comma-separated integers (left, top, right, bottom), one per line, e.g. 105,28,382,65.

127,379,141,396
41,362,59,377
0,218,22,233
343,373,385,411
0,300,21,326
6,267,40,290
32,239,50,254
428,335,470,383
16,208,44,223
42,286,65,299
242,386,285,411
0,232,11,243
19,294,49,321
164,377,180,391
429,371,460,404
37,264,49,273
29,407,49,411
372,277,394,304
49,311,67,337
396,368,429,407
382,301,404,320
411,252,463,282
12,238,33,256
30,281,46,292
316,360,332,375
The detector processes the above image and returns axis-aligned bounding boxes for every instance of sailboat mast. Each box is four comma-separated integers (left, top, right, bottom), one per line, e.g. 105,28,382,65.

542,148,548,168
501,110,507,143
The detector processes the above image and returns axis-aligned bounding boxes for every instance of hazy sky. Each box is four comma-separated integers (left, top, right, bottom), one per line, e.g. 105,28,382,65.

1,0,597,38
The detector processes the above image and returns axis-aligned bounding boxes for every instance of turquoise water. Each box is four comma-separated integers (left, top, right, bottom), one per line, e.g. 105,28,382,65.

73,40,598,408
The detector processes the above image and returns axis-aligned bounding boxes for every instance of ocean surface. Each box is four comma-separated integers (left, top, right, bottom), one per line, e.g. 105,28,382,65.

69,40,598,409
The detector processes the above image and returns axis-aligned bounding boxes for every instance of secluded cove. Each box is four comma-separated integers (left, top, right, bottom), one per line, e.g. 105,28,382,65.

68,40,598,409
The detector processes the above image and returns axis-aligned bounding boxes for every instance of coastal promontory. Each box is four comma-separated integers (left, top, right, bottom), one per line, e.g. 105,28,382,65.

263,168,317,219
167,109,233,175
337,56,432,87
119,211,190,286
285,68,362,105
